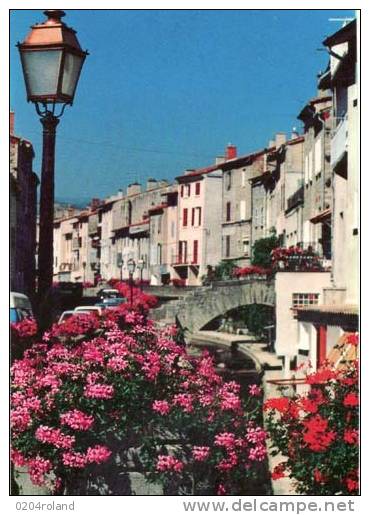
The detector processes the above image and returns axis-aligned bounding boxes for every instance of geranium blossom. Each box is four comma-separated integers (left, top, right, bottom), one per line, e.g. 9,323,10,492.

60,410,94,431
156,455,184,472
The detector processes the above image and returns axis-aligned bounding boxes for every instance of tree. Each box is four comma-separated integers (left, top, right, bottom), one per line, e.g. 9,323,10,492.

252,232,279,268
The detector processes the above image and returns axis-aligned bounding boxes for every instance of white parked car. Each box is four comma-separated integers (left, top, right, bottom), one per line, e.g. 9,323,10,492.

57,310,91,324
74,305,104,316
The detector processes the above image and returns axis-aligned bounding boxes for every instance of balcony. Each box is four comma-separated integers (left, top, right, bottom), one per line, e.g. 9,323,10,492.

286,186,304,213
272,244,331,272
331,117,348,169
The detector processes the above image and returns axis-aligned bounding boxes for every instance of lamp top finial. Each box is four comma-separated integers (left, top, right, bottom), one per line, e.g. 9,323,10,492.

43,10,66,23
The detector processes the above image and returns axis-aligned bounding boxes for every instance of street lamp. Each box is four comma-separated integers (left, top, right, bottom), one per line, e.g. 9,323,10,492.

17,10,88,328
118,258,124,282
127,258,136,307
137,258,145,290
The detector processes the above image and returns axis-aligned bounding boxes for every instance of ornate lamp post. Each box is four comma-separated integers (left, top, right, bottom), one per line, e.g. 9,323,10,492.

17,10,88,328
127,258,136,307
137,258,145,290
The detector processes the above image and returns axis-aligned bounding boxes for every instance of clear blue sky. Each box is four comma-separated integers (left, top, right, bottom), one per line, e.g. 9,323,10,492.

10,9,355,203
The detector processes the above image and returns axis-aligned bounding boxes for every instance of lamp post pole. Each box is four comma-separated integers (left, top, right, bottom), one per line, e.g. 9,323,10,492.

127,258,135,307
38,113,59,325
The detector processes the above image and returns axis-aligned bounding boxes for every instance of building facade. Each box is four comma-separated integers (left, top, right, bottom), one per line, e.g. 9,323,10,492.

10,112,39,299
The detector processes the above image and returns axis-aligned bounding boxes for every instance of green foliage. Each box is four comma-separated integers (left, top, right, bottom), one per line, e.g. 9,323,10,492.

214,260,237,281
238,305,273,338
252,234,279,268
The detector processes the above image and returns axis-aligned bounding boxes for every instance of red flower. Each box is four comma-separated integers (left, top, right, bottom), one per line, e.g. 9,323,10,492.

264,397,298,418
345,333,359,346
343,429,358,445
345,478,359,493
271,463,286,480
313,468,327,484
302,415,336,452
343,393,359,408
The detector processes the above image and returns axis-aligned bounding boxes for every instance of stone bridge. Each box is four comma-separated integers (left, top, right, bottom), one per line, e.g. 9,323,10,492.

150,278,275,333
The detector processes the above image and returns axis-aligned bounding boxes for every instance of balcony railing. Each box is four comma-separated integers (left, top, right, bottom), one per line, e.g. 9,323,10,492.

331,116,348,167
171,255,199,266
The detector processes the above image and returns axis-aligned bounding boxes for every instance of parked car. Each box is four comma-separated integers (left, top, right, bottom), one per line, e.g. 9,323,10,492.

74,305,104,316
102,297,126,307
96,288,120,300
10,292,34,323
57,310,91,324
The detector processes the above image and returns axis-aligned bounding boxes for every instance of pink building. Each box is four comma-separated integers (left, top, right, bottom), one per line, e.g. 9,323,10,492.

175,164,223,285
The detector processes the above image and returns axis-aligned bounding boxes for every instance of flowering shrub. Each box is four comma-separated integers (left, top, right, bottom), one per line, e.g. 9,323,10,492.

11,318,38,361
232,266,272,278
265,348,359,495
271,247,323,272
11,293,266,495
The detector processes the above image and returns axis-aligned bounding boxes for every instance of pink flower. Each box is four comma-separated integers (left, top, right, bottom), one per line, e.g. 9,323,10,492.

60,410,94,431
86,445,112,464
173,393,194,413
220,391,241,411
156,455,184,472
84,383,114,399
245,426,267,445
248,384,262,396
11,407,32,432
107,356,129,372
152,400,170,415
28,456,52,486
217,483,227,495
192,446,210,461
35,425,75,449
248,444,267,462
215,432,235,449
142,350,161,380
62,451,87,468
11,449,28,467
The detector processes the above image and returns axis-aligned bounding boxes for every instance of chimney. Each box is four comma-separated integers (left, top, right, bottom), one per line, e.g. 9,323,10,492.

90,198,101,210
10,112,15,135
184,169,195,175
215,156,226,165
275,132,286,148
226,143,237,160
146,178,158,191
117,188,124,198
127,182,141,196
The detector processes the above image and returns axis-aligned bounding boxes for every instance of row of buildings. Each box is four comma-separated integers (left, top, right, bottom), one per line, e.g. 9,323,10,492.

10,20,358,374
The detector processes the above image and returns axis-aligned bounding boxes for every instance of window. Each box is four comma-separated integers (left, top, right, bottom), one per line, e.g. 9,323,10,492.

183,208,188,227
240,200,246,220
226,202,231,222
225,235,231,257
193,240,198,264
187,184,191,197
157,244,162,265
195,182,201,195
225,172,232,191
292,293,319,310
197,207,202,226
242,240,249,255
241,169,246,187
180,185,184,198
191,208,195,226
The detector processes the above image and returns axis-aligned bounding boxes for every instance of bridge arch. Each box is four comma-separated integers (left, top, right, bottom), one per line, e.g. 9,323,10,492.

175,279,275,333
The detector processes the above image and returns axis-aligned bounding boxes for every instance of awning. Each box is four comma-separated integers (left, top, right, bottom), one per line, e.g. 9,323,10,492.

310,208,331,224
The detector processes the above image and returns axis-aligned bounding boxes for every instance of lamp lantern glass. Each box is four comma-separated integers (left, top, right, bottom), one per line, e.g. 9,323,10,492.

17,10,88,105
127,259,136,275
